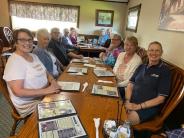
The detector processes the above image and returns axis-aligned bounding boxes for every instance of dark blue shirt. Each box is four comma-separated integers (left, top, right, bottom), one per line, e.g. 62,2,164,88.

48,39,70,66
130,61,171,104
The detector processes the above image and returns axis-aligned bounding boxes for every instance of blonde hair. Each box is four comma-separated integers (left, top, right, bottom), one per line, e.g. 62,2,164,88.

125,36,138,48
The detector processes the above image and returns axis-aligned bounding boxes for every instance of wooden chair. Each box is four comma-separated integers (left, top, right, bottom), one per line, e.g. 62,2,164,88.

0,78,26,136
136,46,148,63
133,61,184,134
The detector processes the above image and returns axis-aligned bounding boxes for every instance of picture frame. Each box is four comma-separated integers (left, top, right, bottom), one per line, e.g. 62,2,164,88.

95,10,114,27
159,0,184,32
126,4,141,32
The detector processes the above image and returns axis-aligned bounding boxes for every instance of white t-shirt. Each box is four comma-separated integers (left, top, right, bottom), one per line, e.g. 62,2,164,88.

113,52,142,87
3,53,48,117
66,36,73,45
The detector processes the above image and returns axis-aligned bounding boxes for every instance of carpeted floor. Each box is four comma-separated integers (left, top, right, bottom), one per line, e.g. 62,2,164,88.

0,92,13,138
0,92,23,138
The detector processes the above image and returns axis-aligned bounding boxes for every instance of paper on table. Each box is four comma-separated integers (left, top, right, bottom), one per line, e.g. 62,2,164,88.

84,64,96,68
98,80,113,83
94,67,107,70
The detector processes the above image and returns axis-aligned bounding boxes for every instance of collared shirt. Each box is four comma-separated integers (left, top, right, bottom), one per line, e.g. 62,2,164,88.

98,34,110,46
130,61,171,104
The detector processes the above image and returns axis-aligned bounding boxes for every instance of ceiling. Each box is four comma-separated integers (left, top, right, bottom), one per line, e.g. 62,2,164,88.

93,0,129,3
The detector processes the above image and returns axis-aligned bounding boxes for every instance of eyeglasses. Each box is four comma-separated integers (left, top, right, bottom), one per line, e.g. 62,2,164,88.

17,38,33,44
148,49,161,53
111,38,120,41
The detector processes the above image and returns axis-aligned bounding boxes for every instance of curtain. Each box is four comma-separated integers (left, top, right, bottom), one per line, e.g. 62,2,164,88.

10,2,79,22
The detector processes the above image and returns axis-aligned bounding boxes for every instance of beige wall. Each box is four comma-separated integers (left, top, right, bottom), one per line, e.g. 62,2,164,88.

0,0,127,35
0,0,10,27
125,0,184,69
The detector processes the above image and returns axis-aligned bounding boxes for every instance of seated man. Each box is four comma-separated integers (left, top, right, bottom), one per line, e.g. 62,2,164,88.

125,41,171,125
48,28,83,66
61,28,80,51
33,29,62,78
99,34,124,67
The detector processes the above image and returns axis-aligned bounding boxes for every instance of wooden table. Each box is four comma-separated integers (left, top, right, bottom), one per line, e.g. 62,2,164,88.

79,45,106,57
15,62,126,138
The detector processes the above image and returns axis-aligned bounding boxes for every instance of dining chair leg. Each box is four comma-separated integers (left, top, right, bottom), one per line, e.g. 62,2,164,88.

10,120,17,136
10,119,22,136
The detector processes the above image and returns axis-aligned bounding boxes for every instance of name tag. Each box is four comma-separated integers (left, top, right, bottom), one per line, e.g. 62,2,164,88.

151,74,159,78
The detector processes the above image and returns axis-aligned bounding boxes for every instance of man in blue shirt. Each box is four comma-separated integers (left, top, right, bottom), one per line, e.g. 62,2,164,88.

98,29,110,46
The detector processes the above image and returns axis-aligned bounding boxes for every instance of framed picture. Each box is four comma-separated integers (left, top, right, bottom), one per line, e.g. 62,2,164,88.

126,4,141,32
159,0,184,32
95,10,114,27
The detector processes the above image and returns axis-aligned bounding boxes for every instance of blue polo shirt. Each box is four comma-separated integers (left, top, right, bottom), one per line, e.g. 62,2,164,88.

130,61,171,104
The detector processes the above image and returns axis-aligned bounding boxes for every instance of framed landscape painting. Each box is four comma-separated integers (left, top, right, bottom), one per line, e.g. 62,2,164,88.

95,10,114,27
159,0,184,32
126,4,141,32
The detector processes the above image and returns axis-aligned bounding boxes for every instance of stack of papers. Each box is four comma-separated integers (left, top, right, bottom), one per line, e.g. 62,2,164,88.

67,67,88,74
93,70,115,77
57,81,80,91
92,84,119,97
71,59,89,63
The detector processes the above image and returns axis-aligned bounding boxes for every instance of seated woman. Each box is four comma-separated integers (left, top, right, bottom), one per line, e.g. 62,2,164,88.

113,36,142,99
33,29,62,78
69,27,78,45
125,41,171,125
99,34,124,67
61,28,80,51
3,28,60,117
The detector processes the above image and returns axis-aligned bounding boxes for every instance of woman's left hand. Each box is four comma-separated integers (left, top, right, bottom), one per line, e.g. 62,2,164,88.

125,102,140,111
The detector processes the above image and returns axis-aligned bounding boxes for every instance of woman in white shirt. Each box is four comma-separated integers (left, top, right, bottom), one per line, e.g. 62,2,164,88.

3,28,60,117
113,36,142,100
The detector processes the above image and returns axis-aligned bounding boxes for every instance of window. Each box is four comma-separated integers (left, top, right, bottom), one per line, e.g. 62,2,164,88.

9,1,80,32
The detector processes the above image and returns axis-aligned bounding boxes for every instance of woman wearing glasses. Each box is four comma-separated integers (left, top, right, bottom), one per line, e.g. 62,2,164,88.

125,41,171,125
99,34,124,67
3,28,60,117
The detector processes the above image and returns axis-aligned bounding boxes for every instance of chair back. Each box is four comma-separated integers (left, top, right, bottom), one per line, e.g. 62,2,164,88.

159,61,184,122
0,77,20,117
136,46,148,63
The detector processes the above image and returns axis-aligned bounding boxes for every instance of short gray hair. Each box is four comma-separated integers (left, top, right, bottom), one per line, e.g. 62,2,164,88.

36,28,49,39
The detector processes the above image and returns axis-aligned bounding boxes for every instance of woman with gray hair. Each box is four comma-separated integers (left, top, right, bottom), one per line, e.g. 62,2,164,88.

33,28,62,78
99,34,124,67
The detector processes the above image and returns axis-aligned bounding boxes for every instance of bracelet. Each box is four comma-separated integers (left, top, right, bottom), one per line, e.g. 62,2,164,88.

125,99,130,103
140,103,143,109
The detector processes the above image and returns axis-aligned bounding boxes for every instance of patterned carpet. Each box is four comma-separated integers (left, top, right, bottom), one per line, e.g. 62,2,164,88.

0,92,23,138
